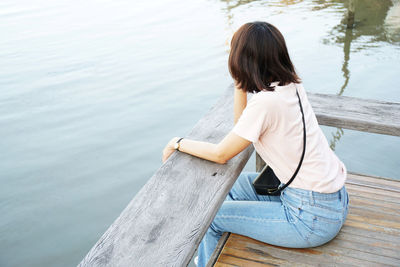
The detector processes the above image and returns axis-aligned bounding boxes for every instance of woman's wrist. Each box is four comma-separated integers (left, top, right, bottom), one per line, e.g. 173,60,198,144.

170,137,182,150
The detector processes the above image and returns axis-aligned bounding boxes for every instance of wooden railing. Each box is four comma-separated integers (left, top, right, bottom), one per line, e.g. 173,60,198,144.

78,85,400,267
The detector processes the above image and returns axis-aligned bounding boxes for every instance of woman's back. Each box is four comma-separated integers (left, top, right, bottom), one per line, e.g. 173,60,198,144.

232,82,347,193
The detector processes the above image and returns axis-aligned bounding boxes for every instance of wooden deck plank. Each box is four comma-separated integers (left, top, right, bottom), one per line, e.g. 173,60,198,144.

344,219,400,235
222,232,399,267
215,252,277,267
215,246,311,267
214,174,400,266
339,225,400,244
348,206,400,225
314,240,400,266
224,234,370,267
347,197,400,215
347,187,400,201
333,233,400,258
346,212,400,230
346,190,400,208
335,230,400,251
346,185,400,203
347,172,400,190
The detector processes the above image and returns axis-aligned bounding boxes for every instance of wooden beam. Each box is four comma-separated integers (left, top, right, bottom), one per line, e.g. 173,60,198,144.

78,85,254,267
308,92,400,136
206,232,231,267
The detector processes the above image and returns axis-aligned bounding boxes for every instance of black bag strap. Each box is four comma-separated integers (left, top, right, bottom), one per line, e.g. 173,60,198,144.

274,85,306,193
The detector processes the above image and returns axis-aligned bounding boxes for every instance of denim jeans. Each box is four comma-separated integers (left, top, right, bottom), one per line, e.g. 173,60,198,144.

197,171,349,267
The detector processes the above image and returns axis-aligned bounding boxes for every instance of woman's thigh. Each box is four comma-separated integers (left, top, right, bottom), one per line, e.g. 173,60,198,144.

213,171,314,248
211,199,310,248
226,171,281,202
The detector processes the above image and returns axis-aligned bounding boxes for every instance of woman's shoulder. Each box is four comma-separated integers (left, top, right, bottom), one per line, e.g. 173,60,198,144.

251,82,301,104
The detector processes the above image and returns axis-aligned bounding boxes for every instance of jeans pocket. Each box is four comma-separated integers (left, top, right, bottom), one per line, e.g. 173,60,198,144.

300,206,343,246
314,213,342,225
313,198,343,213
304,202,343,225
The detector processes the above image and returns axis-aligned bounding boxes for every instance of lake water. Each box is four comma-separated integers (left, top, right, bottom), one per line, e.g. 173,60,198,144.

1,0,399,266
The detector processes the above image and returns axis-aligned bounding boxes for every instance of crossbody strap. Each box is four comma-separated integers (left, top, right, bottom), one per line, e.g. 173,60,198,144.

275,84,306,193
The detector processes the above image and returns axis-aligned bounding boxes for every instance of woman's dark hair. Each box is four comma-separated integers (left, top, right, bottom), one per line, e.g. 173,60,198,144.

228,21,300,93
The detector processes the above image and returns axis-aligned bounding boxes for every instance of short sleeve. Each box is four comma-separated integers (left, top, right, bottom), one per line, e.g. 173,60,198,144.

232,96,268,143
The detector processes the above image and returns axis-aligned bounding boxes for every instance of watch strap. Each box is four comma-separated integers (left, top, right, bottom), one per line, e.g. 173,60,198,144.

176,137,184,151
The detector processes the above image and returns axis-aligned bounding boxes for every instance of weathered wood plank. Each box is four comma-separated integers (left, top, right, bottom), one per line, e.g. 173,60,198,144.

346,188,400,206
225,232,400,266
331,234,400,258
348,206,400,224
215,246,296,267
348,197,400,214
215,251,276,267
307,92,400,136
346,184,400,202
217,245,323,267
225,234,369,267
339,225,400,244
344,219,400,235
347,173,400,189
78,85,254,267
314,240,400,266
335,230,400,251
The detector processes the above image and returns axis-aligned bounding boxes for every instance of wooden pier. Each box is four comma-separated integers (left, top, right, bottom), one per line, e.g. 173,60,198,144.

78,84,400,267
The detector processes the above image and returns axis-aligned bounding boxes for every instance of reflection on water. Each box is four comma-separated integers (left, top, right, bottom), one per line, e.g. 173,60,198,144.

223,0,400,44
323,0,400,47
329,127,344,151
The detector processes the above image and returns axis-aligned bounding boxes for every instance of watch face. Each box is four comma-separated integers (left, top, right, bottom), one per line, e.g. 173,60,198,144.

174,143,178,149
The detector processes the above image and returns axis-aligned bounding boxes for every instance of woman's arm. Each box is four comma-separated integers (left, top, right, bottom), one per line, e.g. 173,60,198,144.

234,84,247,124
162,131,251,164
162,85,251,164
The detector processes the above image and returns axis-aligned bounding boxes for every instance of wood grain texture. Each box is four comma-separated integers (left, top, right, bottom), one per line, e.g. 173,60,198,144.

214,173,400,266
78,85,254,267
307,92,400,136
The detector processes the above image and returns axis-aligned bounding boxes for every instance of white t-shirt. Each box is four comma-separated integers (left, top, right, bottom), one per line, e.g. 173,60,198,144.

232,82,347,193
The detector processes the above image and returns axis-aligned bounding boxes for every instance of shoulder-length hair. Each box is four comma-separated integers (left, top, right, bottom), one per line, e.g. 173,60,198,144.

228,21,300,93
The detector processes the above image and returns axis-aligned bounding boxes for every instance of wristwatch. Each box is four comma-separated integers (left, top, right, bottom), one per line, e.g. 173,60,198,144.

174,137,184,151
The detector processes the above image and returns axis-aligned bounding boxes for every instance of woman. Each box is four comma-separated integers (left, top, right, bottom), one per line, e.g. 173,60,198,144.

162,21,349,267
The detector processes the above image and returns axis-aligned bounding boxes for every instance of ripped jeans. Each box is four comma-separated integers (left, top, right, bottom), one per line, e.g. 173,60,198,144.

196,171,349,267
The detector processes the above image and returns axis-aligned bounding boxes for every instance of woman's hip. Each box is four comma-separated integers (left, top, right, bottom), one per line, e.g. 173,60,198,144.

280,185,349,246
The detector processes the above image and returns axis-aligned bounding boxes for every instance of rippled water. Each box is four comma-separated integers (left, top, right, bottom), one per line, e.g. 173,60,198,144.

1,0,399,266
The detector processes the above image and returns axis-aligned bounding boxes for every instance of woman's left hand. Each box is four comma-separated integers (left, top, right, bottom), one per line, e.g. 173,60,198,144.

162,137,180,163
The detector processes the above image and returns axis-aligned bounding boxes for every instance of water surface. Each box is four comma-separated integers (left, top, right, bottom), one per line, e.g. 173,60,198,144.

1,0,399,266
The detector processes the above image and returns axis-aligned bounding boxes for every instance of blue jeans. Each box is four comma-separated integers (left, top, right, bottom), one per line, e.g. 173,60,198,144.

197,171,349,267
